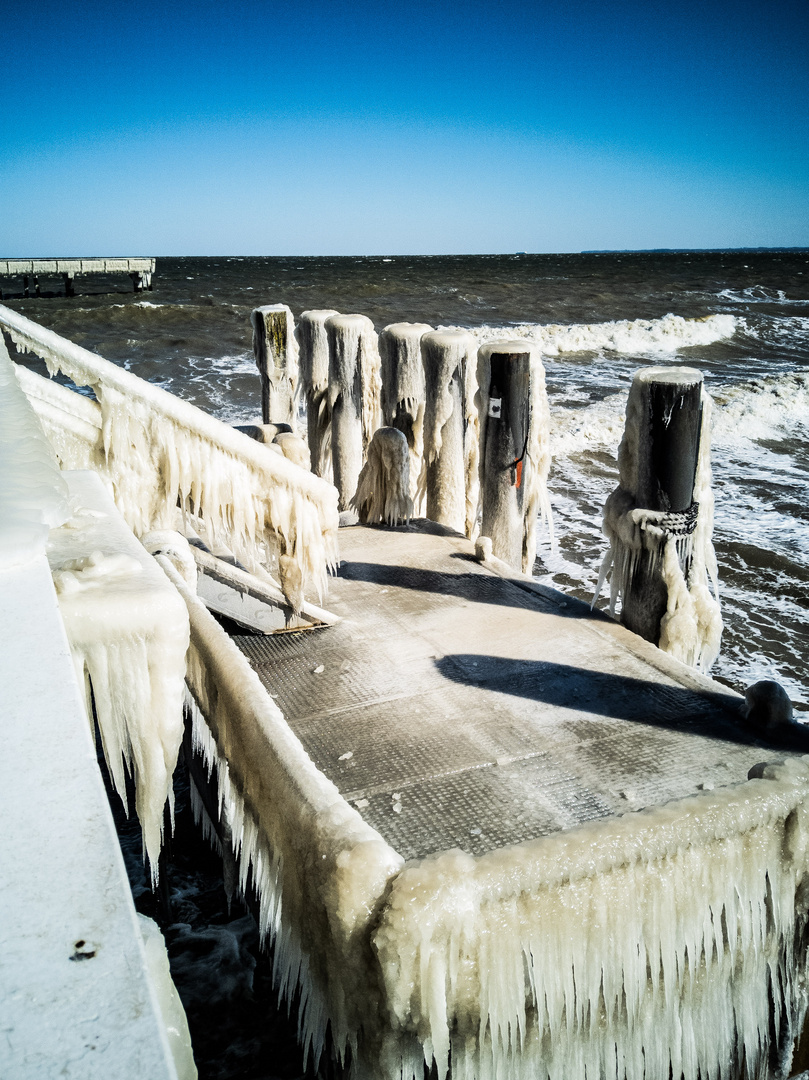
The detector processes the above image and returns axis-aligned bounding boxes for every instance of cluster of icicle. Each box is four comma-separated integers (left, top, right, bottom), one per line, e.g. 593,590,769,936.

373,758,809,1080
1,303,338,610
351,427,413,526
157,556,403,1075
47,484,190,883
595,381,722,671
476,342,554,573
0,335,69,567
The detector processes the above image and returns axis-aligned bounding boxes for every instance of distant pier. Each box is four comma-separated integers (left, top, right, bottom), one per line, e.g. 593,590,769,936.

0,257,156,298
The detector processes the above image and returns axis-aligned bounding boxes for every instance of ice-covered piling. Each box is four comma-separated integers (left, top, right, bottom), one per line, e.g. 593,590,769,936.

378,322,433,512
420,329,478,536
297,309,340,476
325,314,382,512
476,340,552,572
596,366,722,670
251,304,298,428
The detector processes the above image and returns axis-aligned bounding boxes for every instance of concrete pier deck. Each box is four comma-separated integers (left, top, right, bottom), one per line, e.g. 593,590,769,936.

235,521,763,861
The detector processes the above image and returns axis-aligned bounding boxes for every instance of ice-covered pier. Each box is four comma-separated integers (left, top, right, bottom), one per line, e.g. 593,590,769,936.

3,298,809,1080
0,257,155,297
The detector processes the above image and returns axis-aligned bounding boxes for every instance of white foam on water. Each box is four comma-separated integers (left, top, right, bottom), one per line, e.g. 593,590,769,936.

442,312,738,357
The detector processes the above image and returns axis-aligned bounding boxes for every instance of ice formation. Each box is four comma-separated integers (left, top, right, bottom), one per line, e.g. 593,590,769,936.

2,304,338,609
378,323,434,513
0,335,68,568
296,309,340,476
594,367,722,671
48,471,190,881
373,758,809,1080
251,304,299,427
350,427,413,526
476,341,553,573
325,314,382,511
157,555,403,1072
138,914,197,1080
420,329,479,537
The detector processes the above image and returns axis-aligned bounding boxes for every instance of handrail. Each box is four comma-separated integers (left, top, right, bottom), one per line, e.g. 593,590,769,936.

0,304,339,607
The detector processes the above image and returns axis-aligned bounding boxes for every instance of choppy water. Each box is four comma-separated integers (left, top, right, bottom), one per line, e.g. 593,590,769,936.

8,250,808,705
7,250,808,1078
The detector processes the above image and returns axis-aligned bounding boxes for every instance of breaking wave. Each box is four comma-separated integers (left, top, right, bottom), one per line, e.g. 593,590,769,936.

444,313,738,357
712,371,809,445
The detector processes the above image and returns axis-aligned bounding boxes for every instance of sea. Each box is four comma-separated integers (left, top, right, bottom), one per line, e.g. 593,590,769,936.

5,250,809,1078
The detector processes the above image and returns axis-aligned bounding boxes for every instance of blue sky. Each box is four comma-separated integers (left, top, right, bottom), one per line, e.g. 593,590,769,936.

2,0,807,255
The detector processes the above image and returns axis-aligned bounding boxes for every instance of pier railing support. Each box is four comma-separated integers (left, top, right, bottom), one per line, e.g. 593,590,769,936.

379,322,433,513
297,309,339,476
420,329,478,536
596,365,722,670
325,314,381,512
477,340,551,573
251,304,298,428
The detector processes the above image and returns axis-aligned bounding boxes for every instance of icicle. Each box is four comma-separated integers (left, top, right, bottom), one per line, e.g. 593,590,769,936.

351,427,413,526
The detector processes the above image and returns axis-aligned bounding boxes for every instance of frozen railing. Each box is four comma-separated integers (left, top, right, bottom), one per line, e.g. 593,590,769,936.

0,304,339,609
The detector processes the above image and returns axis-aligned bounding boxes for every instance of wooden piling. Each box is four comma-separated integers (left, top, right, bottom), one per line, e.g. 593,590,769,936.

617,367,704,644
379,323,433,511
251,304,298,428
325,314,381,512
477,340,548,572
298,309,339,477
421,329,477,536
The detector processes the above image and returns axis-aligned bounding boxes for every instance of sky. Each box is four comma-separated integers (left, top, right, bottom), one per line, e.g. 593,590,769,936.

1,0,808,255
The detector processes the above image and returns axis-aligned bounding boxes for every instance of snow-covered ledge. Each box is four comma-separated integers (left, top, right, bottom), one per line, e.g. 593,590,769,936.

0,555,185,1079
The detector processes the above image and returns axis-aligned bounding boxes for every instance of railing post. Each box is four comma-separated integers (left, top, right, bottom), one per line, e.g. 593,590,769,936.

378,322,433,513
297,309,339,476
477,340,551,573
420,329,478,536
251,304,298,427
325,314,381,511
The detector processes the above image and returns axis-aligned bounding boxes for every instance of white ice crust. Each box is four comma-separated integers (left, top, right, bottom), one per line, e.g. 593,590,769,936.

0,334,68,568
2,304,338,610
251,304,299,428
296,309,340,476
138,914,197,1080
47,471,190,880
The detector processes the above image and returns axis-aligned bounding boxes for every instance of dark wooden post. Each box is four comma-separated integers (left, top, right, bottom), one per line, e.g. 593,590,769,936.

251,304,297,427
618,367,704,643
62,273,75,297
477,341,540,571
421,329,476,535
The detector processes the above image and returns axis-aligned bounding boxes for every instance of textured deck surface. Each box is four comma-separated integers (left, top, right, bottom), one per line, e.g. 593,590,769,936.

234,523,765,861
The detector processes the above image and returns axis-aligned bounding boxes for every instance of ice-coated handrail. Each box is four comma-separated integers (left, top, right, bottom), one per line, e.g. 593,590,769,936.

0,303,339,606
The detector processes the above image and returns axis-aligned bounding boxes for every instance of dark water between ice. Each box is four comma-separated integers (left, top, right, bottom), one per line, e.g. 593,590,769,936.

6,250,809,1077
